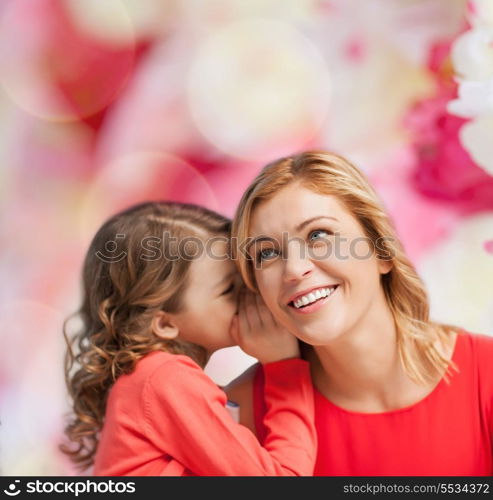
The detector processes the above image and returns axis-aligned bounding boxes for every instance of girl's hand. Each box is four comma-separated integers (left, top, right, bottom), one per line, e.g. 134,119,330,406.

230,288,300,364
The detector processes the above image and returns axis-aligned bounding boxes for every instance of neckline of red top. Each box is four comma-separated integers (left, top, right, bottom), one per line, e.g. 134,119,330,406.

313,330,464,417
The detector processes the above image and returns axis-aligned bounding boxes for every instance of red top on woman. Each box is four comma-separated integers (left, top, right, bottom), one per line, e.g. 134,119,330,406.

253,331,493,475
93,352,316,476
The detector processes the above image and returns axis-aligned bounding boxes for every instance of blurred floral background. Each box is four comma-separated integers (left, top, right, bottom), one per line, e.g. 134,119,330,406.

0,0,492,475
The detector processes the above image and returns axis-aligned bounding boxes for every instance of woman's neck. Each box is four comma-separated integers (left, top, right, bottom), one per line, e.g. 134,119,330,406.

307,294,448,413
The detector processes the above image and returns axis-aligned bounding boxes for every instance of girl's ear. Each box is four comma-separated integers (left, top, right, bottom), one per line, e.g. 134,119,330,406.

151,311,179,340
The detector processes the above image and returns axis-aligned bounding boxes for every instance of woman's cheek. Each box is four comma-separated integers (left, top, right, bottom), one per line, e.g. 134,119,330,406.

309,243,327,262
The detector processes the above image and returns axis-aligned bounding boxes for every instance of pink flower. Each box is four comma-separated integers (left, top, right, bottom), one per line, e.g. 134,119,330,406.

404,42,493,214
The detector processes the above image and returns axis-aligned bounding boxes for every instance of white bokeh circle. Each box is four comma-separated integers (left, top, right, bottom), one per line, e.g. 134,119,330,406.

188,19,331,161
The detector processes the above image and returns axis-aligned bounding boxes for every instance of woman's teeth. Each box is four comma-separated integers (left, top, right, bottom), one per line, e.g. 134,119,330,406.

292,286,337,309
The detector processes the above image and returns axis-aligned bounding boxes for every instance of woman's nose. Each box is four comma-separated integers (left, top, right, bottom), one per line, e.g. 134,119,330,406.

282,241,314,282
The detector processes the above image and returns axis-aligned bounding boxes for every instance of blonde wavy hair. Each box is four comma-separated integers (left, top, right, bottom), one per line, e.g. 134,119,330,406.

231,151,459,387
62,201,230,471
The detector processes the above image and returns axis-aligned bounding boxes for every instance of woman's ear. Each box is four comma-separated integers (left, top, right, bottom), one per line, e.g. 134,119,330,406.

151,311,179,340
378,257,393,275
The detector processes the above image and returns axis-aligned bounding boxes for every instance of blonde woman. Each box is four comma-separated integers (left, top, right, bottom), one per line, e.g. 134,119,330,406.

227,151,493,475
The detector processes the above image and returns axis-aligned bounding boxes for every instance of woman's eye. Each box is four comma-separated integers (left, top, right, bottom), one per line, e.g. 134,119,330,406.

256,247,279,263
309,229,330,241
221,283,235,296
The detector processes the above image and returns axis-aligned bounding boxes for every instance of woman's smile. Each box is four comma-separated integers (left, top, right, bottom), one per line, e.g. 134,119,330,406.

286,284,340,315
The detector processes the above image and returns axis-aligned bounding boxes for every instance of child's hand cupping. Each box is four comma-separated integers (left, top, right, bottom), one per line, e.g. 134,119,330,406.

230,288,300,364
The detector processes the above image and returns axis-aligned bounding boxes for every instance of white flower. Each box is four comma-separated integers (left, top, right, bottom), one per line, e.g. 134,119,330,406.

467,0,493,28
451,27,493,80
460,117,493,175
448,1,493,177
447,77,493,118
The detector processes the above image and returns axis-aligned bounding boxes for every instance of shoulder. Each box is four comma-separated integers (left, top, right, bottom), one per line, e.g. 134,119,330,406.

468,331,493,372
140,352,227,416
119,351,207,396
458,330,493,360
141,351,205,386
456,331,493,389
470,331,493,350
462,331,493,420
224,362,260,433
106,352,201,415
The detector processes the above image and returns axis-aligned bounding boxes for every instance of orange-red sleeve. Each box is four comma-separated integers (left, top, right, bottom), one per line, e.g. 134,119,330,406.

140,355,316,476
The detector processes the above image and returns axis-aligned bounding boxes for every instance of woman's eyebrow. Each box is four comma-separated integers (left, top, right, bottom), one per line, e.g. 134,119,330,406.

294,216,338,232
246,216,338,253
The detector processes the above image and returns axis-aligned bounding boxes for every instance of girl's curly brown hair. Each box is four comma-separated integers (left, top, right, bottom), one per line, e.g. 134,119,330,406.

61,201,231,471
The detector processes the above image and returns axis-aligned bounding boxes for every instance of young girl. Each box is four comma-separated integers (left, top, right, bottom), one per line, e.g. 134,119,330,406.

62,201,316,476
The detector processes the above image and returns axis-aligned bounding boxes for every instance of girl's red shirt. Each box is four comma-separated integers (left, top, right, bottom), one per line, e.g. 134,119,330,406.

93,354,316,476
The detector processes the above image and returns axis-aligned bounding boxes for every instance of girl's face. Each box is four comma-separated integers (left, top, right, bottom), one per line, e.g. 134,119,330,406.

248,182,392,346
170,238,238,354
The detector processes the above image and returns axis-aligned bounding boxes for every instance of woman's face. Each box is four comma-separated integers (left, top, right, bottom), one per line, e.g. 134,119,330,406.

248,182,391,345
170,239,239,353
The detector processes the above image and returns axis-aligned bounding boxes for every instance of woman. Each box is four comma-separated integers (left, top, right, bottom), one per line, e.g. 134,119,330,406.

227,150,493,475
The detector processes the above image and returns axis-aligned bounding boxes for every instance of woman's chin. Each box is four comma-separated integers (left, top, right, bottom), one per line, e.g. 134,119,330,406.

296,325,345,346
